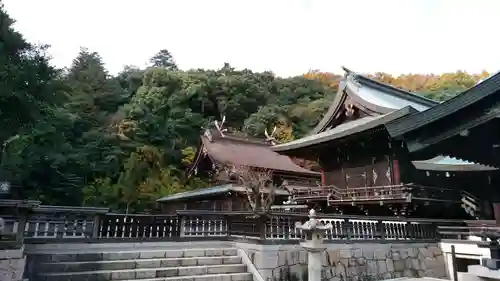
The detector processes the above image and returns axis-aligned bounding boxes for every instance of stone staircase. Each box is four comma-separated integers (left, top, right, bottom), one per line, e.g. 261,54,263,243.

28,246,253,281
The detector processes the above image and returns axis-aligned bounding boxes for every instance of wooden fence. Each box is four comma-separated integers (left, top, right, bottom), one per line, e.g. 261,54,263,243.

438,220,497,241
2,205,466,244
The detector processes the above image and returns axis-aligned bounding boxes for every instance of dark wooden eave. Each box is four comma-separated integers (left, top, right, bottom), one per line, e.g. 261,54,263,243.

383,71,500,167
272,106,415,154
386,71,500,138
157,184,291,203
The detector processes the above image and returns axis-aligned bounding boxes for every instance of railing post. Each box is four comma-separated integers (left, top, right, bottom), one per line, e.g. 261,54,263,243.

257,216,267,240
343,218,352,240
406,221,415,240
55,215,64,238
176,213,183,237
451,245,458,281
376,220,385,240
15,210,28,243
92,214,102,238
283,216,291,240
432,222,440,240
225,214,232,237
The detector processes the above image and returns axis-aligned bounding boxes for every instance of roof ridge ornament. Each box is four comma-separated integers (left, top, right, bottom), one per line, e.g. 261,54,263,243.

345,103,355,116
203,129,213,142
214,115,228,137
264,126,278,145
341,66,353,75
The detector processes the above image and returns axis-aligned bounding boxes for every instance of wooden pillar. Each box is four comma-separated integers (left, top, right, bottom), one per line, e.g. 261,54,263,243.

493,203,500,225
392,160,401,185
320,168,326,186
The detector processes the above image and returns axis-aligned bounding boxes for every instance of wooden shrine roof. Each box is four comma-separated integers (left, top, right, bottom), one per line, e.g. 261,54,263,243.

272,66,432,152
189,129,320,177
310,67,438,135
271,67,496,172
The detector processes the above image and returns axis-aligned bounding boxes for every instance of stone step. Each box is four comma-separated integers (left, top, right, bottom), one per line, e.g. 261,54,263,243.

38,256,242,272
38,264,247,281
121,272,253,281
32,248,238,262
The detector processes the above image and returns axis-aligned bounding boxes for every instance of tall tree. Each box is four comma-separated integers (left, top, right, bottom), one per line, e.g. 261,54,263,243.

66,47,123,127
0,4,62,144
149,49,178,70
0,4,81,201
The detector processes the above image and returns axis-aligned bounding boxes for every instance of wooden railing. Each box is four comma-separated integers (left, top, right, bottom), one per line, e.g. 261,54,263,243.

438,220,497,241
329,185,408,202
270,205,309,213
290,184,462,205
3,206,465,243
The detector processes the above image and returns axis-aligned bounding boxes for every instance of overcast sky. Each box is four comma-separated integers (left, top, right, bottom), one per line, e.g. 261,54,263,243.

3,0,500,77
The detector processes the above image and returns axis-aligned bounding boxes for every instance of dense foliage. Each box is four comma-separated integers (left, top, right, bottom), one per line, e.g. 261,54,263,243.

0,5,490,211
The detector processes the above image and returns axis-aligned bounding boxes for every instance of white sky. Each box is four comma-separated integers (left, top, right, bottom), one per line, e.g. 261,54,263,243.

3,0,500,77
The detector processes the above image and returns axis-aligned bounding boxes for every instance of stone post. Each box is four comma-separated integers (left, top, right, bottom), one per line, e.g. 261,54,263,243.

295,209,332,281
475,229,500,269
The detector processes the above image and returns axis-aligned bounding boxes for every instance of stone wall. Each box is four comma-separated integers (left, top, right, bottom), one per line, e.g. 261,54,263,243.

0,247,25,281
235,242,447,281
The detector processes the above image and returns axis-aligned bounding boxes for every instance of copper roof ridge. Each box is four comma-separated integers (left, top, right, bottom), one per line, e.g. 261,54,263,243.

343,67,439,107
205,128,272,146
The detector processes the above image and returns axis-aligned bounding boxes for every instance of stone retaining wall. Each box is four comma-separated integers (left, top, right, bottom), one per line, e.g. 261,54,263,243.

0,247,25,281
235,242,447,281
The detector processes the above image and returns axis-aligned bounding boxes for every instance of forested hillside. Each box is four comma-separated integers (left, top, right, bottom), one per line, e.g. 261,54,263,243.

0,5,490,211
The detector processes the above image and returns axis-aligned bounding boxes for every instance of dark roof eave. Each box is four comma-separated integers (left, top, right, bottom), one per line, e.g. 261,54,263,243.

309,83,348,135
386,71,500,138
273,169,321,177
35,205,110,214
206,155,320,176
157,185,233,202
272,106,415,153
157,184,291,203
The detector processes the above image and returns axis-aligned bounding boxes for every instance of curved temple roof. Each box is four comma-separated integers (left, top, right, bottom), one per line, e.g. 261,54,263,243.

189,129,320,177
273,67,494,172
310,67,438,134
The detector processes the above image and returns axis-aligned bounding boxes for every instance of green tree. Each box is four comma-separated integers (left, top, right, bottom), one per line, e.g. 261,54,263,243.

149,49,178,70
